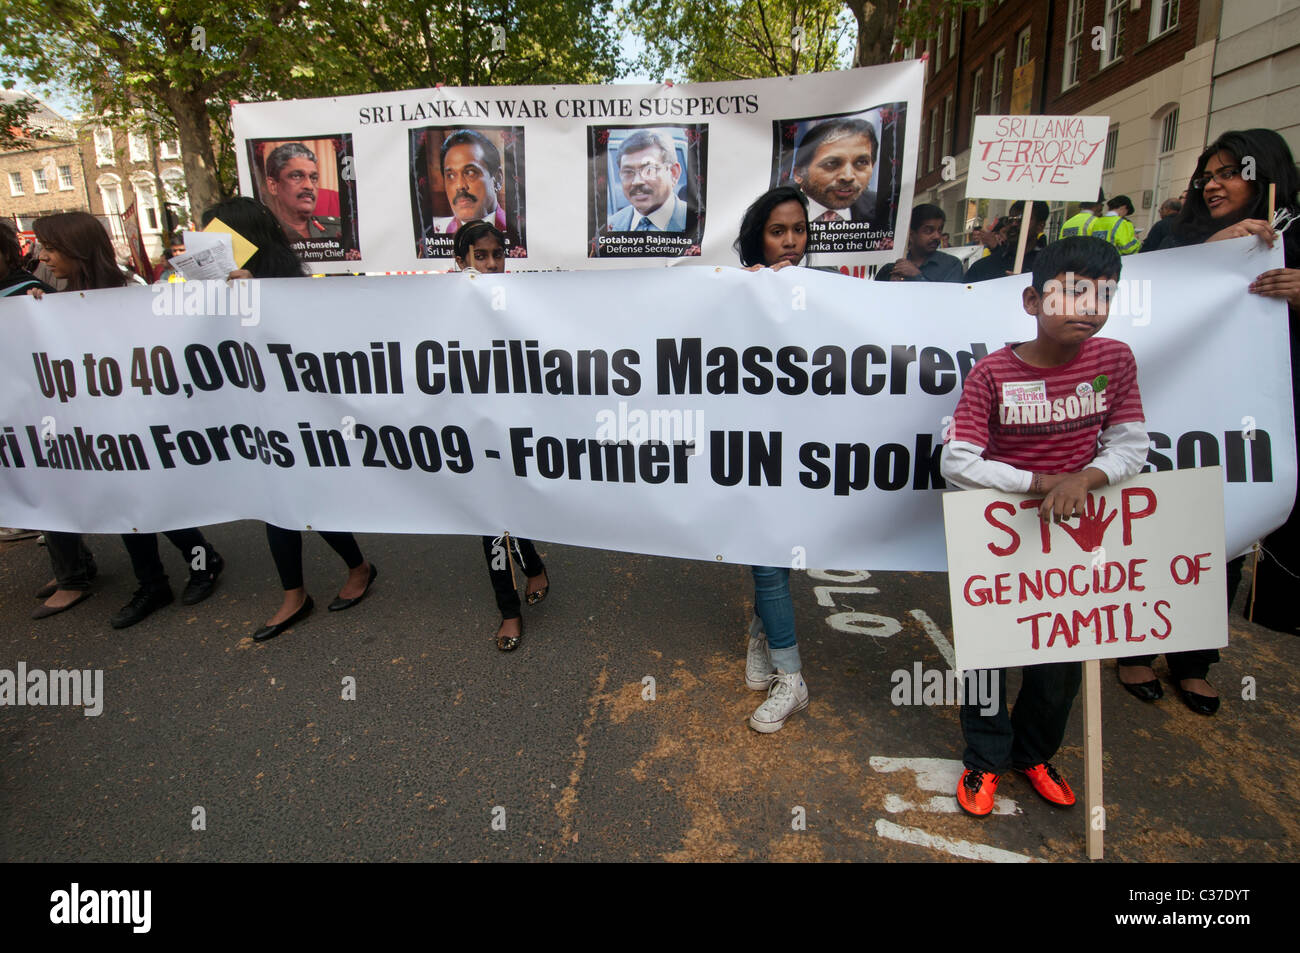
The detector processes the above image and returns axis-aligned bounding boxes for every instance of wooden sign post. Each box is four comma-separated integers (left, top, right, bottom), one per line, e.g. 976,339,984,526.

943,468,1229,858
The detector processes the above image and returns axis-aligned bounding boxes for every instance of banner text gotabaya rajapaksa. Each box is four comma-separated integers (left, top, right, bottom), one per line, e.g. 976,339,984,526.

231,64,924,273
1,240,1292,570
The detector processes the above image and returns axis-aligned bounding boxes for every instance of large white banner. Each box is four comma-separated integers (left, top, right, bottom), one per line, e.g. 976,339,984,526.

230,64,924,274
0,239,1292,570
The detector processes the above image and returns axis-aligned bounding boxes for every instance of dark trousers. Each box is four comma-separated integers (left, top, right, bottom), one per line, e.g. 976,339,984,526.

962,661,1082,774
44,531,96,591
1117,553,1239,680
121,529,211,588
265,524,364,591
481,535,545,620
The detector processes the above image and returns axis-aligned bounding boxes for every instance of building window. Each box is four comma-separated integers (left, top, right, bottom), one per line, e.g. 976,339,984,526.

128,132,150,162
97,173,125,239
978,2,988,27
32,168,48,193
94,127,114,165
8,171,23,196
1063,0,1084,90
941,94,953,159
1103,126,1119,170
1160,107,1179,154
948,13,958,60
1015,27,1031,67
928,107,939,172
1150,0,1179,39
990,49,1005,113
57,164,74,190
971,68,984,126
159,138,180,159
936,20,944,67
1100,0,1125,68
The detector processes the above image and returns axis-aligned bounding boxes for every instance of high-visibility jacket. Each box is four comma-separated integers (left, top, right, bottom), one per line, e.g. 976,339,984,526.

1060,211,1097,238
1088,212,1141,255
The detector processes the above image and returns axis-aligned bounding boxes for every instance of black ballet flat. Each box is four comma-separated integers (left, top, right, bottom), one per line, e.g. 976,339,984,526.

328,563,378,611
1176,682,1220,716
253,595,313,642
1117,668,1163,702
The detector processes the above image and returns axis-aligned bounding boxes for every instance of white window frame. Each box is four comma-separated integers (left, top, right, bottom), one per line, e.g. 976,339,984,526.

94,127,115,166
1100,0,1125,69
990,49,1005,113
1015,27,1031,68
970,68,984,126
128,131,150,162
1150,0,1179,40
9,171,24,196
1103,126,1119,171
1159,107,1179,155
32,167,48,193
57,164,74,190
928,107,939,172
948,13,959,61
978,2,988,27
159,138,180,159
936,21,944,67
941,94,953,160
97,172,125,239
131,173,161,234
1063,0,1084,91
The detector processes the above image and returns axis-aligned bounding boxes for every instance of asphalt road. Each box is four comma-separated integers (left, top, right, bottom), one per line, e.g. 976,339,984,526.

1,523,1296,862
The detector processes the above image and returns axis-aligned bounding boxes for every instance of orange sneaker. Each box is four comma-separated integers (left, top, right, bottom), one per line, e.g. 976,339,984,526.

1017,763,1076,807
956,768,999,816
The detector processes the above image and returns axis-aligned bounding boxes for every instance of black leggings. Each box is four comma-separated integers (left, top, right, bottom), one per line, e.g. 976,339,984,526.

265,524,363,591
121,529,211,587
481,535,545,620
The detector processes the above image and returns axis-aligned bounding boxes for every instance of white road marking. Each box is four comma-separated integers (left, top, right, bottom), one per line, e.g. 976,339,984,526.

909,608,956,670
874,819,1039,863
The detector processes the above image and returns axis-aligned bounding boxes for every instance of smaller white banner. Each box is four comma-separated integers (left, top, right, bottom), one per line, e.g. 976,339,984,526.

967,114,1109,201
945,467,1228,672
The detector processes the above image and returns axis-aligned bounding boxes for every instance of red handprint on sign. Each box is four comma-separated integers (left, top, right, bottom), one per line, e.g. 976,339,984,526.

1058,493,1116,554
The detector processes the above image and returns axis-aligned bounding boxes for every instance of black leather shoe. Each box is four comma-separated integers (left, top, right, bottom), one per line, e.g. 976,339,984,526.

328,563,377,611
182,550,225,605
1118,669,1163,702
1177,682,1221,716
253,595,314,642
110,584,174,629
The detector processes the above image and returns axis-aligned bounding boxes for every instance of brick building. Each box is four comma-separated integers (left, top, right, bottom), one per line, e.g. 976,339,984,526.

0,91,89,230
905,0,1228,245
77,117,191,259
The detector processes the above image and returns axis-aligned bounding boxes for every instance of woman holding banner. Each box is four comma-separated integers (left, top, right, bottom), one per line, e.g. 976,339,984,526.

452,221,551,652
205,197,378,642
1119,128,1300,714
733,186,813,732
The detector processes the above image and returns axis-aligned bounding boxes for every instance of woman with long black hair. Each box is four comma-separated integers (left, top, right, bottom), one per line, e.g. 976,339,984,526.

1118,128,1300,714
733,186,813,732
24,212,224,623
205,197,377,641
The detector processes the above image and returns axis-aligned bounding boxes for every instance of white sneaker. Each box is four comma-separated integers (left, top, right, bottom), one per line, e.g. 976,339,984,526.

748,671,809,733
745,615,775,690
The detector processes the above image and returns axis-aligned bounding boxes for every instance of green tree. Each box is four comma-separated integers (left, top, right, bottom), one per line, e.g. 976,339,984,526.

0,92,39,148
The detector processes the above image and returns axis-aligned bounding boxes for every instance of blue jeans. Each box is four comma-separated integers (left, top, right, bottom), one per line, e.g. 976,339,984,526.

751,566,801,673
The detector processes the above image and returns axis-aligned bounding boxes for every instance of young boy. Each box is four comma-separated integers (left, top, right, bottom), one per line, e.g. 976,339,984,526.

940,235,1149,816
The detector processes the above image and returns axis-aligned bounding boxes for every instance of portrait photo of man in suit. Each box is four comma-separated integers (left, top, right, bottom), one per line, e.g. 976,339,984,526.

605,129,694,232
431,129,509,236
792,118,879,226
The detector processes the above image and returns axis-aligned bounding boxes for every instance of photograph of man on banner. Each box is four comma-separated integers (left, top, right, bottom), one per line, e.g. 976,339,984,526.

408,125,527,260
770,103,906,254
588,124,706,258
245,135,361,262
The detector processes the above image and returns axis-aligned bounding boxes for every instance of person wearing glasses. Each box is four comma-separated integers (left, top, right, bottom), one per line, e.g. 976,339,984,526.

1117,128,1300,713
604,129,696,232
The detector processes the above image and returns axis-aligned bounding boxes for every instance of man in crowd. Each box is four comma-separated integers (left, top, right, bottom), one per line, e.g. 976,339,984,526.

792,117,879,225
1090,194,1141,255
965,200,1050,282
1060,189,1106,238
875,204,964,282
262,142,342,243
605,129,694,231
1140,197,1183,252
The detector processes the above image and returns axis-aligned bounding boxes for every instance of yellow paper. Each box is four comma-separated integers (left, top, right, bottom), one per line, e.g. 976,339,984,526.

203,217,258,268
